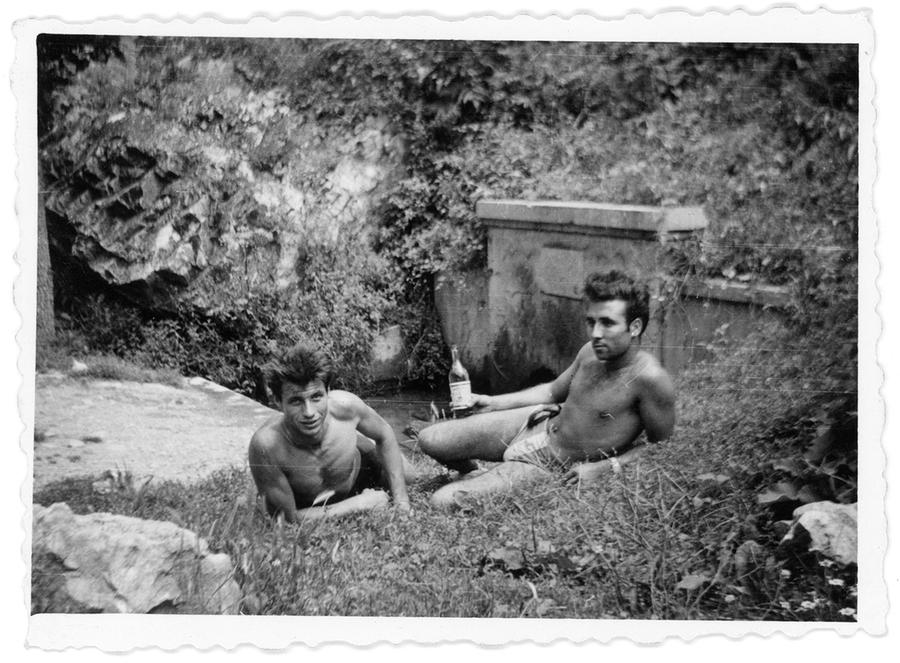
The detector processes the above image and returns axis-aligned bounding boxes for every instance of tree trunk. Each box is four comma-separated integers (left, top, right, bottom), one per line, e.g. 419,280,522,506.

36,168,56,348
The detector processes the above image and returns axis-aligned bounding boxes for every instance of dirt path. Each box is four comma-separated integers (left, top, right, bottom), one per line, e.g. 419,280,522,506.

32,373,439,490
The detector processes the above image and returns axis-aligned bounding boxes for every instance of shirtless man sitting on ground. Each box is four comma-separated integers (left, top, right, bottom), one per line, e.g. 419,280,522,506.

249,342,413,522
417,270,676,508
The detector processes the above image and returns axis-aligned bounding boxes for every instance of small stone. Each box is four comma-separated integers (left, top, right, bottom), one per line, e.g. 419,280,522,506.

91,478,114,494
82,433,105,444
71,359,89,374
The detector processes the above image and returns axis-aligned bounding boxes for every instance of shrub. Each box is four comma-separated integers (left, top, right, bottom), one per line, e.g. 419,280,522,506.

40,38,858,392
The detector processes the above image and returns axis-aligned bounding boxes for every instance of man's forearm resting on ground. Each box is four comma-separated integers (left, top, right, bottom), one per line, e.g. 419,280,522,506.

297,490,389,520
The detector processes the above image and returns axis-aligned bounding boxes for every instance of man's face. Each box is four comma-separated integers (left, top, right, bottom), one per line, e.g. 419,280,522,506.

585,299,637,360
280,379,329,440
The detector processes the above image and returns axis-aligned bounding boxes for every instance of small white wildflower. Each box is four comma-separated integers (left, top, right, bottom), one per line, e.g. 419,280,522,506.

799,600,817,610
779,601,791,610
828,578,845,587
780,569,792,578
850,585,858,597
724,594,736,603
839,607,856,617
819,558,835,568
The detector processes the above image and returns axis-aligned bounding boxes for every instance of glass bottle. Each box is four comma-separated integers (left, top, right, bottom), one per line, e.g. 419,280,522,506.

448,345,472,411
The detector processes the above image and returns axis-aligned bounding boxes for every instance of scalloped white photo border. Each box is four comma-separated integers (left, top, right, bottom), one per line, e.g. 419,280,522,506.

12,7,881,650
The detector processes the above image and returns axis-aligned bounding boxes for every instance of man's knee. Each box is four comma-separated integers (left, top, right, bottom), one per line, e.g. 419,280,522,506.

416,426,440,457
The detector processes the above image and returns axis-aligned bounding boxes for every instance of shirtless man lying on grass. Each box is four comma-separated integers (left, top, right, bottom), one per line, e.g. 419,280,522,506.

417,270,676,508
249,342,413,522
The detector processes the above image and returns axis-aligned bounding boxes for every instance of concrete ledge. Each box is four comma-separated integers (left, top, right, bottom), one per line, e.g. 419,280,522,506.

682,278,792,308
477,199,708,236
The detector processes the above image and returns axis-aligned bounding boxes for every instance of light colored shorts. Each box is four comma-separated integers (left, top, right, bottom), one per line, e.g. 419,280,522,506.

502,406,573,474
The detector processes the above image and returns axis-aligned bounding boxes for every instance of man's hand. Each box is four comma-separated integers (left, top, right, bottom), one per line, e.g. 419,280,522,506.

563,460,618,487
469,393,494,413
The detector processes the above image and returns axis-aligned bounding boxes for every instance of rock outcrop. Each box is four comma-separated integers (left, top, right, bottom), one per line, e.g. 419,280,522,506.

32,502,242,614
45,57,404,312
779,501,858,566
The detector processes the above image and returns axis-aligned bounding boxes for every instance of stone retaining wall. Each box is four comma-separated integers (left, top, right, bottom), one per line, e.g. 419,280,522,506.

436,199,789,390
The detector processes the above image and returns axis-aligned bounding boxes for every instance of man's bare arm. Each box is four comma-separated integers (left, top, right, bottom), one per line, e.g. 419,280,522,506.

636,368,676,443
248,436,299,524
297,490,389,520
352,398,411,510
472,345,586,413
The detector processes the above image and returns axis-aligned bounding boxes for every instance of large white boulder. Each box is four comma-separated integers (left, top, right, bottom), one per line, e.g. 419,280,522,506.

32,502,241,614
779,501,858,566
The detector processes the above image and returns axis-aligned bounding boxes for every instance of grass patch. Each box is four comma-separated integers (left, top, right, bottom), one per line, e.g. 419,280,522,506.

33,454,857,619
37,336,184,387
31,326,857,620
72,354,184,386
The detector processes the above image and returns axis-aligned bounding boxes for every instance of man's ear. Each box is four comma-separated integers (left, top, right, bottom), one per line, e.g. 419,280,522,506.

629,319,643,338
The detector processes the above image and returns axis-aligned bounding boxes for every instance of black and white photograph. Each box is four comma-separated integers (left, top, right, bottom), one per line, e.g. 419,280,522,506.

9,4,886,654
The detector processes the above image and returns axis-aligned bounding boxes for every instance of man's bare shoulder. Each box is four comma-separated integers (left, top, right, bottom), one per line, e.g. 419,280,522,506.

634,351,675,395
326,389,367,420
249,415,287,453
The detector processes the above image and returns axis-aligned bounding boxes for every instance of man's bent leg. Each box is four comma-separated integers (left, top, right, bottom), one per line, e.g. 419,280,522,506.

417,406,534,471
430,461,550,509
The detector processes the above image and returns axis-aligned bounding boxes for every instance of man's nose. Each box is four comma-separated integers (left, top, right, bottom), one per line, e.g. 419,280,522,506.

300,401,314,416
591,323,603,338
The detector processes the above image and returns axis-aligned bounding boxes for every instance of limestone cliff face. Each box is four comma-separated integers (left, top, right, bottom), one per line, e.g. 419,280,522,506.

45,57,403,311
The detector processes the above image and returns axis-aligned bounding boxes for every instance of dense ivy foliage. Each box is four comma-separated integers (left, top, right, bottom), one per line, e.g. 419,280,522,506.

39,37,857,396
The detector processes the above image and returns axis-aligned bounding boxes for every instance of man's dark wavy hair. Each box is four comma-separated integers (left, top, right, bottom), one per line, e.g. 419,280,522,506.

582,270,651,336
264,342,334,402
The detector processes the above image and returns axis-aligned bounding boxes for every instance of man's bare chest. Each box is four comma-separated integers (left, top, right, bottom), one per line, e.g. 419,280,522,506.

279,419,359,483
568,362,641,416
